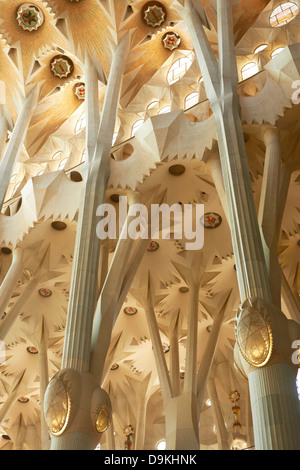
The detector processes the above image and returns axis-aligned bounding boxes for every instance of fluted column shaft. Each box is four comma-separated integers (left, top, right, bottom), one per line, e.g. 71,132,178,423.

62,34,131,373
249,363,300,449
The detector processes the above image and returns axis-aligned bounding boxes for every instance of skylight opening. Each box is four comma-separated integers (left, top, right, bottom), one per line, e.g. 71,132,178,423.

167,53,194,85
271,47,285,58
185,92,199,110
59,158,68,170
241,62,259,81
147,100,159,110
269,2,299,27
131,119,144,136
254,44,268,53
156,440,166,450
158,105,171,114
74,112,86,135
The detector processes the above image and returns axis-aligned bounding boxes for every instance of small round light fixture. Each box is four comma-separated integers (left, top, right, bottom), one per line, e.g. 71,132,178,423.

162,343,170,353
142,2,166,27
38,288,52,298
201,212,222,229
18,397,29,403
51,221,67,231
74,82,85,100
162,32,181,51
17,3,44,32
168,164,185,176
147,241,159,252
50,55,74,79
110,363,119,371
124,306,138,315
27,346,38,354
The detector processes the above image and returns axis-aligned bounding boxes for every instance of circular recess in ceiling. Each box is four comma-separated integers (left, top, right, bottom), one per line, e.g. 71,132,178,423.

27,346,38,354
147,241,159,252
70,171,83,182
18,397,29,403
74,82,85,100
1,247,12,255
2,435,11,440
16,3,44,32
179,286,189,293
51,220,67,231
124,306,138,315
162,32,181,51
168,164,186,176
110,363,119,370
200,212,222,229
142,2,167,27
110,194,120,203
50,55,74,79
38,288,52,298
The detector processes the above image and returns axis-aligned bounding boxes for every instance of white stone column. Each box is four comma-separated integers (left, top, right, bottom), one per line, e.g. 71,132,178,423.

134,396,147,450
207,377,230,450
38,322,51,450
184,281,200,396
258,126,282,307
178,0,300,450
197,298,227,417
249,363,300,450
46,34,133,451
62,33,131,374
0,85,40,210
0,247,23,320
169,312,180,397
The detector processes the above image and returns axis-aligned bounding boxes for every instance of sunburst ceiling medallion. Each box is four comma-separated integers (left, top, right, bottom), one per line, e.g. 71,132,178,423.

143,3,166,27
16,3,44,32
50,55,74,79
162,32,181,51
74,82,85,100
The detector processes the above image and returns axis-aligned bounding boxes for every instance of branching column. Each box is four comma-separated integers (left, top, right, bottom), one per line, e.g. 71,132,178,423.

45,34,132,451
177,0,300,449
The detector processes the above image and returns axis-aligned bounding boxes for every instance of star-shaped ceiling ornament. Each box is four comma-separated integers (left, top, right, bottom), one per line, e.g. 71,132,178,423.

50,55,74,79
16,3,44,32
143,3,166,27
162,32,181,51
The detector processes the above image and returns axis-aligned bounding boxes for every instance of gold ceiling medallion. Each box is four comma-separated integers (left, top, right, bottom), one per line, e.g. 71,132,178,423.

235,298,273,368
143,2,166,27
50,55,74,79
16,3,44,32
162,32,181,51
74,82,85,100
